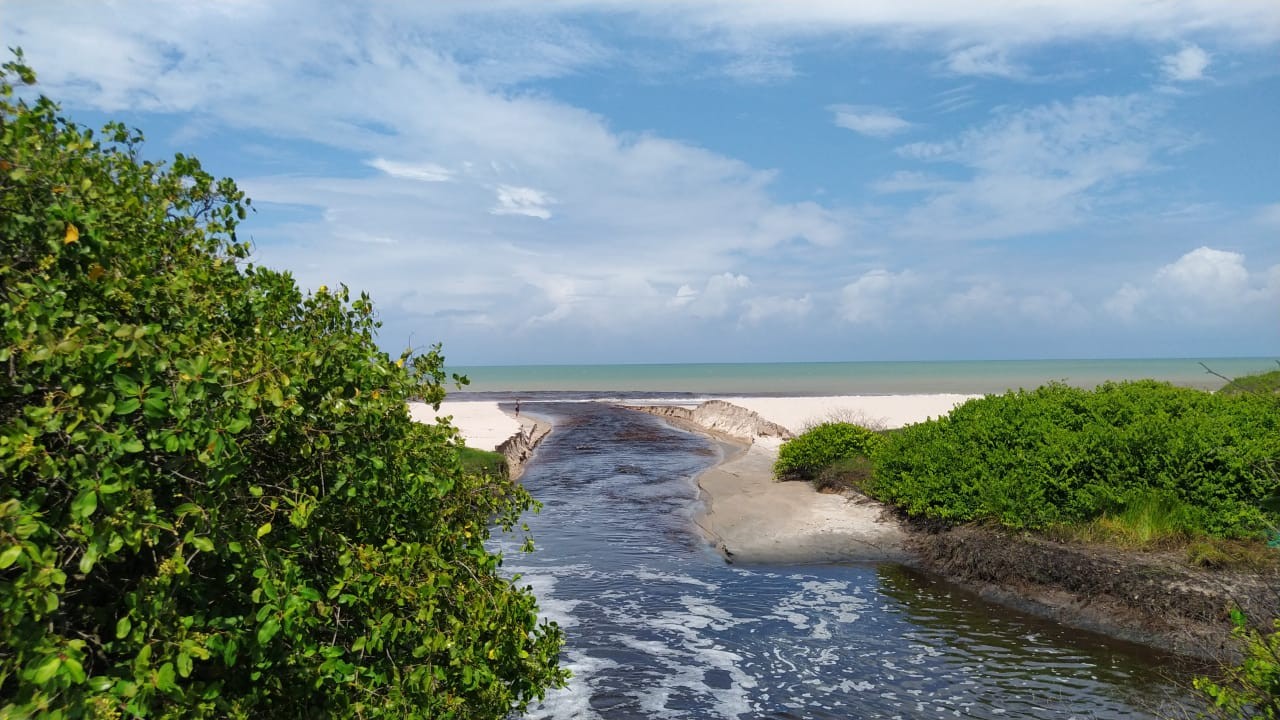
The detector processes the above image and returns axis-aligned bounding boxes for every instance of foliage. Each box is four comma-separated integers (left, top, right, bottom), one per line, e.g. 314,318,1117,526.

457,448,508,480
1219,367,1280,397
868,381,1280,538
0,54,566,719
774,422,885,482
1194,611,1280,719
812,456,876,495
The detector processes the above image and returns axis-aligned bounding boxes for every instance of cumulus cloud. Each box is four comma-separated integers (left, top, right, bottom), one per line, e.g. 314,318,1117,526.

841,270,918,325
830,105,914,138
672,273,752,319
1105,246,1279,322
1153,246,1252,305
1161,44,1212,82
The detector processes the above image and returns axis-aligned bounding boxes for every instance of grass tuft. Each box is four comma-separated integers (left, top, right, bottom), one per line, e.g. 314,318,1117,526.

457,447,508,478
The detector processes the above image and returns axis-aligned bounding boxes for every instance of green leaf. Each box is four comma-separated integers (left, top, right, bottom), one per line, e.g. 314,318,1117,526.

32,655,61,684
116,615,132,639
156,662,177,691
113,374,140,396
71,489,98,519
190,536,214,553
257,618,280,645
121,438,144,453
0,544,21,569
78,545,100,574
114,397,141,415
256,522,272,538
89,676,114,692
64,656,86,683
176,652,193,678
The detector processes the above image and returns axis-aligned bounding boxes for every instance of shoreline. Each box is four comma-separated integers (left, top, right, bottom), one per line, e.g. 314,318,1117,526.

409,399,552,478
425,394,1277,659
634,398,1278,661
629,395,976,565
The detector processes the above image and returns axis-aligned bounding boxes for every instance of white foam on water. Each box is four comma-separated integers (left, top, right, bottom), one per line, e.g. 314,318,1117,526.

524,649,618,720
627,568,720,592
507,571,585,629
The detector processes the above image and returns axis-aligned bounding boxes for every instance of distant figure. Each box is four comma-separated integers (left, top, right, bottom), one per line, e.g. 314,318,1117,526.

514,399,521,418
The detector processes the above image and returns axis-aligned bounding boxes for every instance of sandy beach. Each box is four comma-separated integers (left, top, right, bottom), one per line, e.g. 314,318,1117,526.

408,400,522,451
674,394,977,564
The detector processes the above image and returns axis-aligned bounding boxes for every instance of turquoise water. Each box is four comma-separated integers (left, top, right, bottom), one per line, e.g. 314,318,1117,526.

449,357,1277,395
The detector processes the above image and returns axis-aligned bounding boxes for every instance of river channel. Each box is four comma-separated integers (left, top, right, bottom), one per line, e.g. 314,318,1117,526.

491,402,1198,719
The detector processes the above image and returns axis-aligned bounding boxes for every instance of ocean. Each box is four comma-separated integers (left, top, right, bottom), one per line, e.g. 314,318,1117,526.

448,357,1277,396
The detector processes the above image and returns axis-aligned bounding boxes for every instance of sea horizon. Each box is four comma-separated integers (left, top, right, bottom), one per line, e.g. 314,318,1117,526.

445,356,1278,397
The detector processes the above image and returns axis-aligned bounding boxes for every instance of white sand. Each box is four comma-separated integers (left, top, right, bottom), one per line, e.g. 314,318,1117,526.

719,394,979,434
674,394,981,563
407,400,520,451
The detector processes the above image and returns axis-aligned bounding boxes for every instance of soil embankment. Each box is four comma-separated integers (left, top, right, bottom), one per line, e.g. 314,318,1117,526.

910,525,1280,659
496,418,551,480
632,400,793,442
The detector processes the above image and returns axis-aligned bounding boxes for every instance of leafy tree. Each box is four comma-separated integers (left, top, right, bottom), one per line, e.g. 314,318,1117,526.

0,52,566,719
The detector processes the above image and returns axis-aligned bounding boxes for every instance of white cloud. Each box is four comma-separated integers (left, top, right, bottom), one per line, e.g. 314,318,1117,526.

830,105,913,138
1153,246,1251,305
944,45,1022,78
870,171,957,194
1103,283,1147,322
490,185,555,219
893,94,1171,241
841,269,917,325
1105,247,1279,322
742,294,812,324
672,273,752,319
1160,44,1212,82
367,158,453,182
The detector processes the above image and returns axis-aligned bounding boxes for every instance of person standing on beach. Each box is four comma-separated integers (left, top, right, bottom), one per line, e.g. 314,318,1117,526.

515,399,521,418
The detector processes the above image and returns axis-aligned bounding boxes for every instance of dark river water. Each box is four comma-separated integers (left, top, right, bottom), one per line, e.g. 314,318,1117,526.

492,402,1199,719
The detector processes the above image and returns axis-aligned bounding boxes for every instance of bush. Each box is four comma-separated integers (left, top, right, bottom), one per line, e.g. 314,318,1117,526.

1220,367,1280,396
0,55,566,719
774,422,885,481
869,381,1280,538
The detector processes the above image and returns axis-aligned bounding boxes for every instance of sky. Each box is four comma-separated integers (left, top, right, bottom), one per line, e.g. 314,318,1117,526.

4,1,1280,364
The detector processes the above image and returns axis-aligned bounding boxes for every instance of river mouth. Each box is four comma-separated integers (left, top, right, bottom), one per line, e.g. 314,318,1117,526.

493,402,1200,719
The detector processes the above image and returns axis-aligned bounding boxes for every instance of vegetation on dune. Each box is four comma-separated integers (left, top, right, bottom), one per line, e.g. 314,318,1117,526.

1219,366,1280,397
457,447,509,479
0,54,566,719
773,422,884,483
868,381,1280,540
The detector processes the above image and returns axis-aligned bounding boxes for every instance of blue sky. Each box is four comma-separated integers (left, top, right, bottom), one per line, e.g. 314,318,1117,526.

6,1,1280,364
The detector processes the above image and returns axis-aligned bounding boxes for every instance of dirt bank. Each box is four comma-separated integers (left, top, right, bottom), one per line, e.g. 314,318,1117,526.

496,415,551,480
908,524,1280,660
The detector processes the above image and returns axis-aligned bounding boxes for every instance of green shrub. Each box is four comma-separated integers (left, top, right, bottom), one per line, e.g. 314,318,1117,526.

0,55,566,719
1220,367,1280,396
869,381,1280,538
774,422,885,481
1195,612,1280,718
